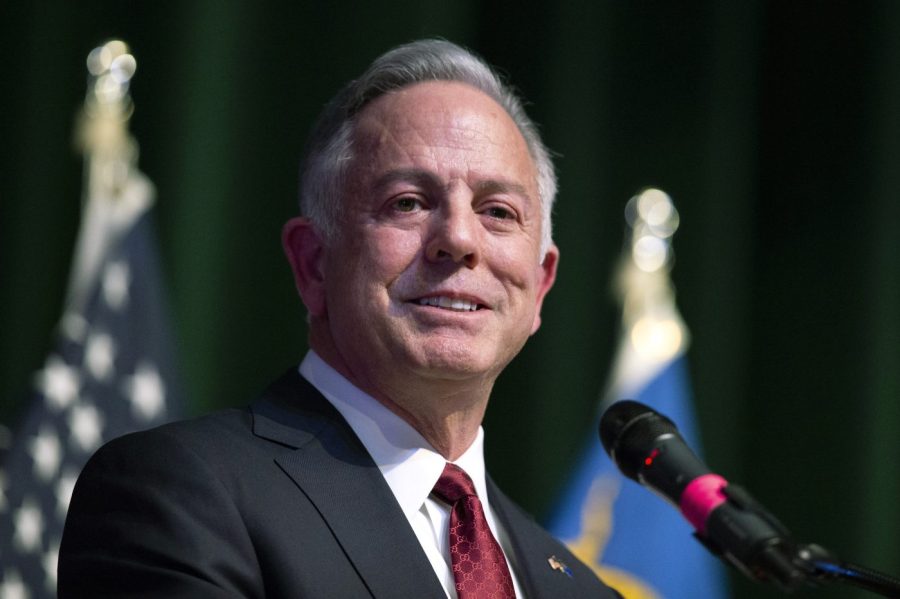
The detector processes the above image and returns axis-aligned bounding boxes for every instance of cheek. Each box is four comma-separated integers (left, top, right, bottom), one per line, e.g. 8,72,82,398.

492,243,542,292
322,229,422,318
360,227,424,276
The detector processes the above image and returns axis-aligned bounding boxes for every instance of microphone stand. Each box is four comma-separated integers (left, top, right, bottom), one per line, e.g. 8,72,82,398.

703,484,900,597
796,544,900,598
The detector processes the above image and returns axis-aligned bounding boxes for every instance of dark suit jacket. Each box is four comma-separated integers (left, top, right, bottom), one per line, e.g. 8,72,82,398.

59,369,621,598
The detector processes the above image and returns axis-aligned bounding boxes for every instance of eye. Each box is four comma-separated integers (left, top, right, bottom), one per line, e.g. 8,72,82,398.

484,205,516,220
393,196,422,212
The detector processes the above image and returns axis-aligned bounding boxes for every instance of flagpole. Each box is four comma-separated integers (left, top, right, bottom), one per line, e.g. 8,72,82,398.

66,40,151,324
602,187,687,406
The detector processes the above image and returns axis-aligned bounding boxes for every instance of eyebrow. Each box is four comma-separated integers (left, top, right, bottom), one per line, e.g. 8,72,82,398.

373,168,533,202
372,168,442,193
472,179,532,202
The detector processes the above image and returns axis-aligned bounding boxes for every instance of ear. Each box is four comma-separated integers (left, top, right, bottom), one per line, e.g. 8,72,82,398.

282,217,327,317
530,244,559,334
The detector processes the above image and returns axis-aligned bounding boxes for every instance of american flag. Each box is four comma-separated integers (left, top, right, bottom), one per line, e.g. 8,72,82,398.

0,42,182,597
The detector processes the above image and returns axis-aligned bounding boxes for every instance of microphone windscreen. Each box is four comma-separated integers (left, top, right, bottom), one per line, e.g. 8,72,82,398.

599,400,678,479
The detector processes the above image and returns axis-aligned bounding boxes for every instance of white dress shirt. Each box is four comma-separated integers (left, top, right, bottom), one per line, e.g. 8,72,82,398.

299,351,525,599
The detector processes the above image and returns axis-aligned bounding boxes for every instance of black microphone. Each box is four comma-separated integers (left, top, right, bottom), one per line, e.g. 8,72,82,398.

599,400,808,591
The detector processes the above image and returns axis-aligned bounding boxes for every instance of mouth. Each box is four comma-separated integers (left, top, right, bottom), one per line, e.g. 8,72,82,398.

413,296,487,312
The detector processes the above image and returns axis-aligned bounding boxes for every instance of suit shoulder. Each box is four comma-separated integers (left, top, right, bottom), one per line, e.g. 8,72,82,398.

80,407,265,491
97,407,250,456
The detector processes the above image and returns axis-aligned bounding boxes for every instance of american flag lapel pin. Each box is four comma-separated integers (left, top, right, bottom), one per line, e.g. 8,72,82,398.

548,555,573,578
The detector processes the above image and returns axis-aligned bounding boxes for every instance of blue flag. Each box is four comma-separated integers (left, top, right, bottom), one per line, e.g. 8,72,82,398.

547,189,728,598
548,357,727,598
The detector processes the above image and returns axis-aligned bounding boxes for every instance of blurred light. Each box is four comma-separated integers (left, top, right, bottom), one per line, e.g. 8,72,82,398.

624,187,680,240
86,40,134,81
637,188,670,221
110,54,136,83
644,199,672,226
624,195,640,227
95,74,125,104
105,40,128,57
632,235,669,272
86,46,112,75
630,317,683,360
639,188,680,238
86,40,135,106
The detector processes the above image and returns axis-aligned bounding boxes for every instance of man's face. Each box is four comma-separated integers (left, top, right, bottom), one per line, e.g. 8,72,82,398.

296,81,557,395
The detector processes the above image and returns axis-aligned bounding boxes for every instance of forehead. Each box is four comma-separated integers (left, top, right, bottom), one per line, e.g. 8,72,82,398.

348,81,537,190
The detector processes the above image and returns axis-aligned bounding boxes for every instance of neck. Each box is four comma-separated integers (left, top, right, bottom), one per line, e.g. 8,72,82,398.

309,329,495,461
374,386,488,461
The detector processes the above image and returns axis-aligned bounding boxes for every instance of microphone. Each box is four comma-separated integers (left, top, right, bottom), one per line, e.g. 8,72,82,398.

599,400,807,591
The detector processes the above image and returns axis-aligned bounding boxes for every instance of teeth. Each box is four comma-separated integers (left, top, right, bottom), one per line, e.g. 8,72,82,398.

417,296,479,311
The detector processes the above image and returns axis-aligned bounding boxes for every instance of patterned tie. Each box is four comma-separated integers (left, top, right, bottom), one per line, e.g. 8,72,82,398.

432,462,516,599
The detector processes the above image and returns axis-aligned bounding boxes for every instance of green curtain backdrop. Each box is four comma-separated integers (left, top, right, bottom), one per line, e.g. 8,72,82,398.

2,3,898,598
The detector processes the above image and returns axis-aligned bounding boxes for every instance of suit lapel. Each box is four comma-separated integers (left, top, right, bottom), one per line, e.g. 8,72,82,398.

251,371,446,599
489,477,588,599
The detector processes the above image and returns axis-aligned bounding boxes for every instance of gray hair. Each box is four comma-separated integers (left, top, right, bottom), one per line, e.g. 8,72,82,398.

299,39,557,255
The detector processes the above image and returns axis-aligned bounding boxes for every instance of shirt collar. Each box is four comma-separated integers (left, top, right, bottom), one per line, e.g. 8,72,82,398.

299,351,490,518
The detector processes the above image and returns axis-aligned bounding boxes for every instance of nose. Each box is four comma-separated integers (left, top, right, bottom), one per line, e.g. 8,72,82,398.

424,201,481,268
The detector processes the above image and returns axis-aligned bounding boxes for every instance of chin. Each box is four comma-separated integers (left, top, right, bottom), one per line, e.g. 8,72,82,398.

405,339,510,381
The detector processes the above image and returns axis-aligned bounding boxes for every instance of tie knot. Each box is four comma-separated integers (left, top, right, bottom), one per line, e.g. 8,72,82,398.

432,462,478,504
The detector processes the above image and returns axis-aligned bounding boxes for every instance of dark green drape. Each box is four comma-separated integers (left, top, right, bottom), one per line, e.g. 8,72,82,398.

2,3,898,597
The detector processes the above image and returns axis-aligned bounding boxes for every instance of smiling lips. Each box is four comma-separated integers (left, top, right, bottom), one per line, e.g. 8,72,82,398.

416,296,484,312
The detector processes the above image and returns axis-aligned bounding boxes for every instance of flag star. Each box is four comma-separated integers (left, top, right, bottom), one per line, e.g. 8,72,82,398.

13,498,44,554
0,569,28,599
35,355,81,411
56,470,79,518
43,538,60,591
28,427,62,482
102,260,131,310
60,311,88,343
68,403,104,453
85,331,116,381
124,362,165,421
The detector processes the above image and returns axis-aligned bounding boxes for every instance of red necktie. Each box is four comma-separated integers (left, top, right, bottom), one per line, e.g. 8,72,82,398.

432,463,516,599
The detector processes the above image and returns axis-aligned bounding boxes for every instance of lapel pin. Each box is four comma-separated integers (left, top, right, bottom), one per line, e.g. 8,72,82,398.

548,555,573,578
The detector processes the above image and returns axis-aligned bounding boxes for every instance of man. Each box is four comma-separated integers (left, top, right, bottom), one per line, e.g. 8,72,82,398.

59,39,621,598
